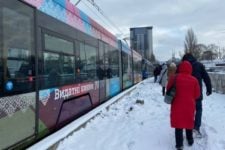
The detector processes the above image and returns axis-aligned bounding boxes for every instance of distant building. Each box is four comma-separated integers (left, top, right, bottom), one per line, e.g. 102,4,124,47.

130,26,153,61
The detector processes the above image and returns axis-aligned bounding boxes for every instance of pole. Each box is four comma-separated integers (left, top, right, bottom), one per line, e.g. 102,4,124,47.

75,0,82,6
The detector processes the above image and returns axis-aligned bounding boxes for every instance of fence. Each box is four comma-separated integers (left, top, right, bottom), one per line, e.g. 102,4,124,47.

208,72,225,94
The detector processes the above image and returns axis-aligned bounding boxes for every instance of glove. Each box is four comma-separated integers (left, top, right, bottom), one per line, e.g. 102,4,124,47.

206,91,212,96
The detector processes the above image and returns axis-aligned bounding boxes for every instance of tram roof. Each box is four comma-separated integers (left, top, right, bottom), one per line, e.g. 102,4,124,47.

23,0,118,48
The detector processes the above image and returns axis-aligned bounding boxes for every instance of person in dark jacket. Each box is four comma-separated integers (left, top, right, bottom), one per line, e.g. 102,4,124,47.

153,65,161,82
167,61,200,150
142,68,148,80
182,53,212,137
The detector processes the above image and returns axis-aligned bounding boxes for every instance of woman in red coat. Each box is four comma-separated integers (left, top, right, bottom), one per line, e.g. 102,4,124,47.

166,61,200,150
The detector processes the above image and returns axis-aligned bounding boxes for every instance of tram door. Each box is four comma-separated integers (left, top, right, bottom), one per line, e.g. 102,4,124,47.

0,0,36,149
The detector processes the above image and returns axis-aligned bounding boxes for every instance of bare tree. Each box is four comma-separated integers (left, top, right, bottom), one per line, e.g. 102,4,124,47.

202,50,217,60
184,28,197,53
184,28,201,59
197,43,207,51
194,44,204,60
207,44,220,59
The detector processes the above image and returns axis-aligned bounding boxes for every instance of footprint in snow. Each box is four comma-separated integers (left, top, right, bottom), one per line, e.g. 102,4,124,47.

207,125,218,134
127,141,135,150
219,140,225,149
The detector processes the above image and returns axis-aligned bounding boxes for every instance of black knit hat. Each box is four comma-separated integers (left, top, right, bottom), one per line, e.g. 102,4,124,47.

182,53,196,63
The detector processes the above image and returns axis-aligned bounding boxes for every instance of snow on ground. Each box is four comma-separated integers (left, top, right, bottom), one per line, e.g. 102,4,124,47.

57,78,225,150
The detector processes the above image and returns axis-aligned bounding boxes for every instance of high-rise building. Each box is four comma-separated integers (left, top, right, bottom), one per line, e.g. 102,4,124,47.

130,26,153,61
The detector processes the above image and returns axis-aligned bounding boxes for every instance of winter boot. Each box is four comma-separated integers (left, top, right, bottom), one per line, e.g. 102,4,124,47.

176,146,183,150
187,139,194,146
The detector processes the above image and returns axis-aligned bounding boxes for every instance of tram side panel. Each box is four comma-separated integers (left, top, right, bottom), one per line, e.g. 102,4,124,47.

120,41,133,90
132,50,142,84
0,0,122,149
0,0,37,149
36,7,121,138
36,10,102,137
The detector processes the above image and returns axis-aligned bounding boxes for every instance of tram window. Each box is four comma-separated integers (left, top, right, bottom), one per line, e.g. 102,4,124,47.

76,42,97,81
0,3,35,95
99,42,104,64
85,44,97,80
43,52,60,87
104,44,110,78
122,52,129,74
104,45,119,79
62,55,74,74
109,46,119,78
7,48,30,78
43,52,75,87
60,55,75,86
43,33,75,88
77,42,85,71
44,34,73,54
44,52,60,75
75,42,86,82
97,41,105,80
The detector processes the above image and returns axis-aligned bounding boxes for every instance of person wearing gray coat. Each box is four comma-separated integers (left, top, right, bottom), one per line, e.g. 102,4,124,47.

158,63,168,95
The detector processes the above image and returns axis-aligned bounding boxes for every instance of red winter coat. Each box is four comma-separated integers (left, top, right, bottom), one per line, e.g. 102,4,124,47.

167,61,200,129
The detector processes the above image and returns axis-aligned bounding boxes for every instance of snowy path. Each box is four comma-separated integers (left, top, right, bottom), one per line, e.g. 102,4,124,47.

57,78,225,150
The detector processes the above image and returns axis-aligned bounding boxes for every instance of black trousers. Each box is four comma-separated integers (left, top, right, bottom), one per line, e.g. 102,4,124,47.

162,87,165,96
175,128,193,148
194,100,202,130
154,75,157,82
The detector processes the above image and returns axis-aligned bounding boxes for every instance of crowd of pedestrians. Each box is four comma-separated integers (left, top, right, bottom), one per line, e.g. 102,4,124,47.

153,53,212,150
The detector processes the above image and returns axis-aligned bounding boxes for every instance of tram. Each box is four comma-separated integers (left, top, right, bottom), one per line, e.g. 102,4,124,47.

0,0,152,149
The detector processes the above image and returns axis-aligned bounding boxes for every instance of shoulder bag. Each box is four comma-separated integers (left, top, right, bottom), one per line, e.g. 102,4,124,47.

164,75,177,104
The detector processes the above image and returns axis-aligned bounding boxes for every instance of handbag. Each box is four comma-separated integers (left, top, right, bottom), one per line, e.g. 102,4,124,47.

164,75,177,104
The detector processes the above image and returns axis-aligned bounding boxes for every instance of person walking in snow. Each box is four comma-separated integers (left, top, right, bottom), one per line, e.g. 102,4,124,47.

167,61,200,150
158,63,168,96
182,53,212,137
167,62,177,79
153,64,161,82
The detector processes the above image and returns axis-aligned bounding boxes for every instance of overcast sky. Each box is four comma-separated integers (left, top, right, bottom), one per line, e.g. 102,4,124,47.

71,0,225,61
